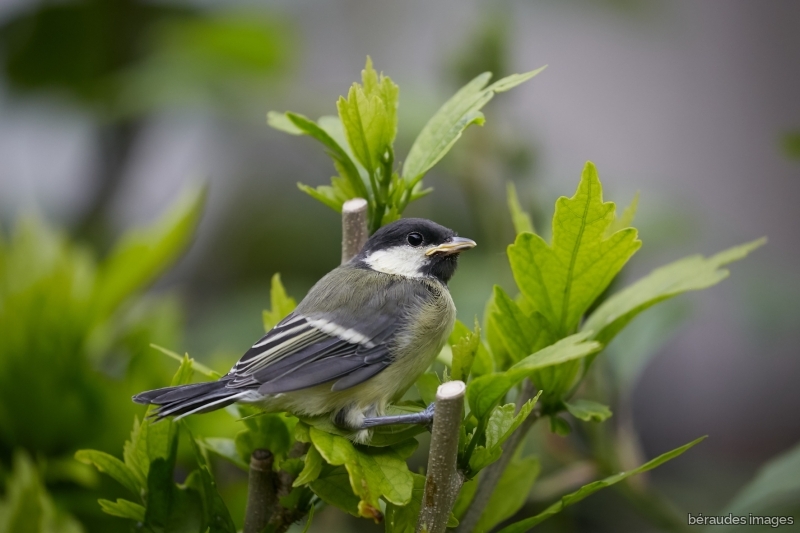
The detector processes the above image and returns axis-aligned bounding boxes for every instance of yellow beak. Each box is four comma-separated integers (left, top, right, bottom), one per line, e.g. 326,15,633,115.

425,237,477,256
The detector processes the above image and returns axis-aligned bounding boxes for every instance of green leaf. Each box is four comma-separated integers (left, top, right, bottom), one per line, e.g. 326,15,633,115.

415,372,440,406
485,393,541,452
720,440,800,518
149,344,221,379
271,111,368,203
476,456,541,532
184,435,237,533
385,473,459,532
508,162,641,336
507,182,535,235
582,238,765,345
0,452,84,533
506,332,602,382
549,416,572,436
93,185,205,319
309,428,414,517
403,66,545,182
565,399,612,422
498,436,707,532
489,286,554,364
294,446,324,487
196,437,248,470
453,478,478,519
384,472,425,533
262,273,298,331
74,450,141,496
337,57,398,175
467,373,514,421
310,464,361,518
451,319,481,381
235,414,292,466
98,499,146,521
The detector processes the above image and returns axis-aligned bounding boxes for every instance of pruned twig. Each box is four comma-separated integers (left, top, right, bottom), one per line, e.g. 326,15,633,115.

341,198,369,264
244,449,278,533
455,380,541,532
417,380,466,533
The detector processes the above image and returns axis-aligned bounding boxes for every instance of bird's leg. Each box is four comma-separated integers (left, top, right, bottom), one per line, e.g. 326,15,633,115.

361,403,435,429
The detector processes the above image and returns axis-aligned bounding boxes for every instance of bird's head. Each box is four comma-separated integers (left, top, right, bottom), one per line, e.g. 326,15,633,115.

355,218,476,284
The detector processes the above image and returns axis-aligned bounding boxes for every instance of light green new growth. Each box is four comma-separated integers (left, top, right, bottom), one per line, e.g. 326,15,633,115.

269,57,544,232
508,162,642,337
262,272,297,330
507,182,535,235
582,237,766,345
498,436,707,532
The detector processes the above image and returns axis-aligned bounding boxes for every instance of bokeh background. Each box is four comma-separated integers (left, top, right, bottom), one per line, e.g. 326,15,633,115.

1,0,798,531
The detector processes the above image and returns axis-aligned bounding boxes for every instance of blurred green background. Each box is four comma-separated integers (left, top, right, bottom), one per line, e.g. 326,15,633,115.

0,0,798,531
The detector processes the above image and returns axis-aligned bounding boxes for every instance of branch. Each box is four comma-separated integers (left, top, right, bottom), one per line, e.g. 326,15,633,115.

417,380,466,533
243,449,278,533
455,380,541,533
341,198,369,264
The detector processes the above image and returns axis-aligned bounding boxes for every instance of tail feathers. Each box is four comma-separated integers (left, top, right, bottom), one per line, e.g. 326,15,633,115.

133,380,244,420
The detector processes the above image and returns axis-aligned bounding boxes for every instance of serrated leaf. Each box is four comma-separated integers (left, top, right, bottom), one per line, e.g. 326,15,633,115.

490,286,554,363
98,499,146,521
583,238,766,345
506,332,602,382
184,435,237,533
507,182,535,235
486,392,541,452
93,185,205,319
498,436,707,532
476,456,540,532
468,445,504,473
508,162,641,336
309,427,414,516
403,67,545,182
262,273,297,331
149,343,221,378
74,450,141,496
565,399,612,422
337,57,398,175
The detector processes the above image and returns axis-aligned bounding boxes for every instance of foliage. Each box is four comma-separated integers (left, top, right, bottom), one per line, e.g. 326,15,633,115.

268,58,545,232
0,186,204,462
0,452,84,533
77,61,766,533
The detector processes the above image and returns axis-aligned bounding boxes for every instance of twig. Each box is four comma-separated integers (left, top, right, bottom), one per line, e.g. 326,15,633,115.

455,380,540,533
341,198,369,264
244,449,278,533
417,380,466,533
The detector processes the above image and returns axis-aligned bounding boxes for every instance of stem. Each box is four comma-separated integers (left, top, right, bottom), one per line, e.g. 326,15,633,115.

341,198,369,264
455,380,541,533
243,449,278,533
417,380,466,533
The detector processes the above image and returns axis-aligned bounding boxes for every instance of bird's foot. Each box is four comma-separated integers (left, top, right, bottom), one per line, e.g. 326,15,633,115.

361,403,435,430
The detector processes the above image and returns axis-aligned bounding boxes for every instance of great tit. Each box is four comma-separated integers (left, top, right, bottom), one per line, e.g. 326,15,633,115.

133,218,476,442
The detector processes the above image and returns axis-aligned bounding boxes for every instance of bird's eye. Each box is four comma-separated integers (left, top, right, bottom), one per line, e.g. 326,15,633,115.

407,232,424,246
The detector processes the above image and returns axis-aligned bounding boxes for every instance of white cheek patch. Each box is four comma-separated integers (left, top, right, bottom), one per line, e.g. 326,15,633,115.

364,245,430,279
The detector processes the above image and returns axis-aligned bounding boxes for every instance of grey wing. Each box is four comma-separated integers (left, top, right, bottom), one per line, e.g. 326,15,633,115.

226,311,398,394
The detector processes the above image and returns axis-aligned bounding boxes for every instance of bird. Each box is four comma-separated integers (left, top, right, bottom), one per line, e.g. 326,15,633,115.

133,218,476,442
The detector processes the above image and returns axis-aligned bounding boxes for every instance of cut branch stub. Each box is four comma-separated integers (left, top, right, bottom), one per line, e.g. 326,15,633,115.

341,197,369,264
417,380,466,533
